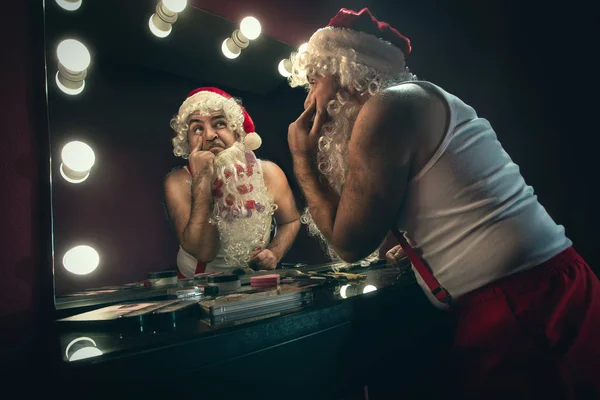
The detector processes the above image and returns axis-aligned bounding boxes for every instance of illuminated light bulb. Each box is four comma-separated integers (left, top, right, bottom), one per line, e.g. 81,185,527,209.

148,1,183,38
55,0,82,11
56,39,91,95
149,14,172,38
55,72,85,96
60,141,95,183
65,337,103,362
162,0,187,13
63,245,100,275
240,16,261,40
70,347,103,361
340,284,351,299
298,42,308,53
278,59,292,77
362,285,377,294
57,39,91,73
222,38,241,59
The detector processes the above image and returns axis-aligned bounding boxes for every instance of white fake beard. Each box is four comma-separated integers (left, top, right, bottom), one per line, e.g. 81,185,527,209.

302,99,380,265
211,142,276,268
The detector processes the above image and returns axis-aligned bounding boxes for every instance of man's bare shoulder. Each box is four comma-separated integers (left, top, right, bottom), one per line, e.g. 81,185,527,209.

257,159,289,188
164,166,190,190
368,82,440,115
358,82,448,139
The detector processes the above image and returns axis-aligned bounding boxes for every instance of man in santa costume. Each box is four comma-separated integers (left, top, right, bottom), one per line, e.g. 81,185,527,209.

287,7,600,398
165,87,300,277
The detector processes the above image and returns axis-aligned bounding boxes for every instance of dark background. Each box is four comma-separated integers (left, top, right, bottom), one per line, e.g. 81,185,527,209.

1,0,597,368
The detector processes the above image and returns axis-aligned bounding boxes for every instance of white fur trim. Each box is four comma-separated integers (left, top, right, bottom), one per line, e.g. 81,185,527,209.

308,27,406,74
244,132,262,150
178,91,242,122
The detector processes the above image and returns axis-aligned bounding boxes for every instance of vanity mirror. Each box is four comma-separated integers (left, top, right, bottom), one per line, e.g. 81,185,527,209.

44,0,332,306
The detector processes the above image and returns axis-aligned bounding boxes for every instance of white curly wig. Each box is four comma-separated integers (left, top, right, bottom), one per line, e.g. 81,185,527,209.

170,92,246,159
288,26,417,265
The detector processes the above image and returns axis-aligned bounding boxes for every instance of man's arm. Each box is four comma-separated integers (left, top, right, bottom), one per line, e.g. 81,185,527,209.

261,161,301,262
164,168,220,262
293,84,439,262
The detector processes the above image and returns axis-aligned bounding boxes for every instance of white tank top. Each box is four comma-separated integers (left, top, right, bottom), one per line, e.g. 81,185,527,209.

396,81,572,304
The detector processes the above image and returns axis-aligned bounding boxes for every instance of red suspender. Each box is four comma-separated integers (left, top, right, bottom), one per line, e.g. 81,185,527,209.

391,229,452,305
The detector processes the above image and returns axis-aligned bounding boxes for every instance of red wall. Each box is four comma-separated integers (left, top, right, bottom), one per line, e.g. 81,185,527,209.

0,0,46,360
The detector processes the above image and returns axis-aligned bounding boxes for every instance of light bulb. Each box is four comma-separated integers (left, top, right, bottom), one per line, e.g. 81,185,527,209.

55,71,85,96
149,14,172,38
55,0,82,11
162,0,187,13
70,347,103,361
222,38,240,59
362,285,377,294
298,43,308,53
340,284,351,299
63,245,100,275
278,59,292,77
65,337,103,361
57,39,91,73
240,17,261,40
60,141,95,183
61,141,95,172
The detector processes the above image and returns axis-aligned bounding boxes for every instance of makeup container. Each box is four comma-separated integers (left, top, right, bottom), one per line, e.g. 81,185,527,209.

147,270,178,287
250,274,280,288
207,274,241,293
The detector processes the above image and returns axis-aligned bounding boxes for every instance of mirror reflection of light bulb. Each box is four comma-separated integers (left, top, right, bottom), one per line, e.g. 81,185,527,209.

149,14,172,38
222,38,240,59
363,285,377,294
240,17,261,40
162,0,187,13
278,59,292,77
57,39,91,73
63,245,100,275
55,0,82,11
298,43,308,53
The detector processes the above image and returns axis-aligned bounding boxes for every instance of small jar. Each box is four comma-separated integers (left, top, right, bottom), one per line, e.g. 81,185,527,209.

207,274,241,293
147,270,178,287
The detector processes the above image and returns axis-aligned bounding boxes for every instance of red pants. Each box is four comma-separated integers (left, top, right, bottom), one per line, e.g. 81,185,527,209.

452,247,600,399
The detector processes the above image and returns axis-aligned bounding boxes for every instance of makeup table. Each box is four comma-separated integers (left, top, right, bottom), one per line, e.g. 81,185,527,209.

48,260,454,399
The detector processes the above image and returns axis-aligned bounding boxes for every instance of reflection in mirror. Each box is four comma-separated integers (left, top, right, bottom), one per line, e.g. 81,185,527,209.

45,0,336,306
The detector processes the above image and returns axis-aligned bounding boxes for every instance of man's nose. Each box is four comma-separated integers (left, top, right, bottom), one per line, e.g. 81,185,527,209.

205,127,217,140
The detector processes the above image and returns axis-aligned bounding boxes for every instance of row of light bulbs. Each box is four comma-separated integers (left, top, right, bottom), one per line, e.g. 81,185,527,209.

54,1,100,276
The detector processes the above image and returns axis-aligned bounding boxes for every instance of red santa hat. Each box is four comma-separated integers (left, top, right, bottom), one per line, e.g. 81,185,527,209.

178,87,262,151
303,8,412,73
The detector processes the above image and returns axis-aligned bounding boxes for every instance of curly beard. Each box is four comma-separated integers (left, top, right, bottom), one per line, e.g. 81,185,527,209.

301,94,381,265
211,142,276,268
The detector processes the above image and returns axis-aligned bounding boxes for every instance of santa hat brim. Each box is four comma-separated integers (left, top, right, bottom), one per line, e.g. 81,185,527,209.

178,91,262,151
307,27,406,73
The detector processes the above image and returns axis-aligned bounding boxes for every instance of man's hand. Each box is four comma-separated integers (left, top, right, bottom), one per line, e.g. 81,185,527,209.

288,99,327,159
248,248,278,270
188,141,215,181
385,244,406,267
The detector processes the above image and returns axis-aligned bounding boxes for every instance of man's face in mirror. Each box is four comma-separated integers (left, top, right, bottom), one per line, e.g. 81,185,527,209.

187,110,237,155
